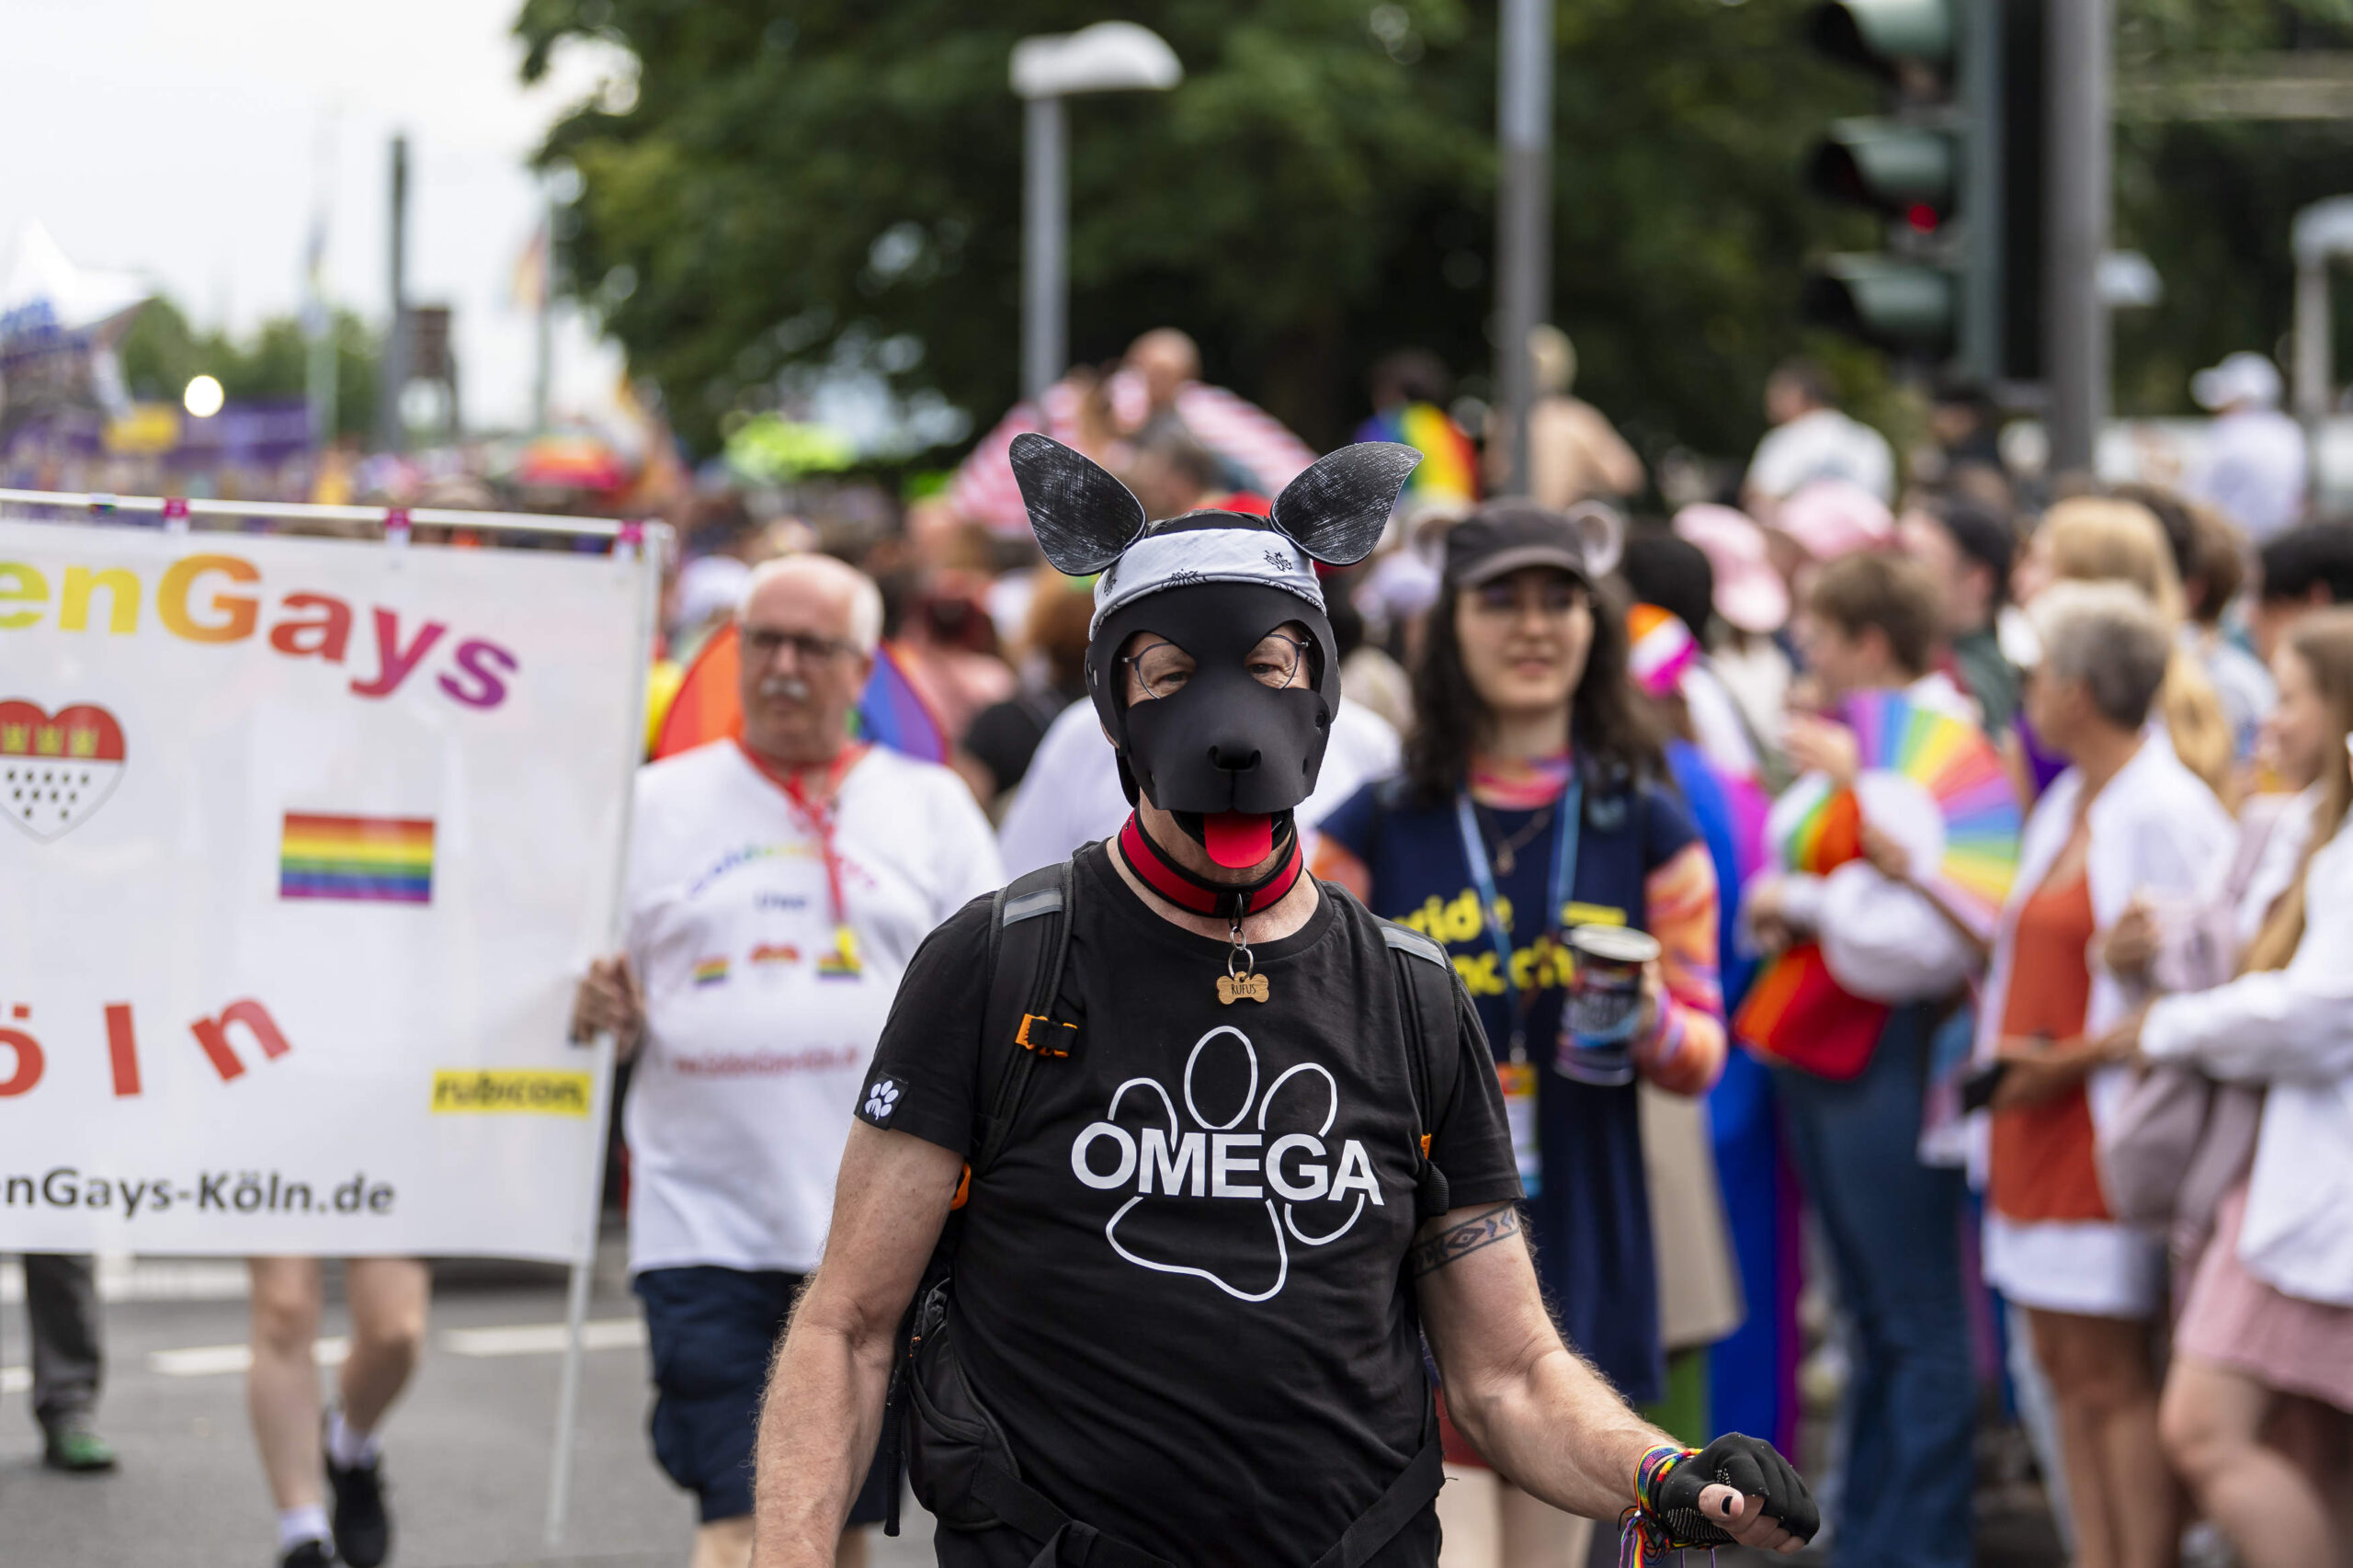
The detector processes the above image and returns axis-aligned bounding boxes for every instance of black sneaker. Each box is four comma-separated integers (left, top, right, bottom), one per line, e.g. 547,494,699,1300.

278,1540,335,1568
40,1412,119,1473
325,1449,391,1568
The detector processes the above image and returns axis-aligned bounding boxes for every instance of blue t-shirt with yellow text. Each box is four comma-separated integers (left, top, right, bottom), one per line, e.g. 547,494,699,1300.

1318,774,1699,1402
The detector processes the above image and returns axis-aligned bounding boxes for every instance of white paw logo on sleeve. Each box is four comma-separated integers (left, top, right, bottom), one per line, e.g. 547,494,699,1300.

1067,1026,1384,1302
864,1079,900,1120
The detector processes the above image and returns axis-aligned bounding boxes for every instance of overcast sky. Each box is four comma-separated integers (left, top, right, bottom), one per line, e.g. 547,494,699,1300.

5,0,631,430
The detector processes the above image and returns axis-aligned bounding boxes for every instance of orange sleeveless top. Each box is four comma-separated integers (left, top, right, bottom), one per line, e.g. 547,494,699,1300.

1989,870,2110,1223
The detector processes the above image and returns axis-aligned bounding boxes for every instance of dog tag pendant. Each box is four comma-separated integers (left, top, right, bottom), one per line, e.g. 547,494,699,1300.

1217,971,1271,1005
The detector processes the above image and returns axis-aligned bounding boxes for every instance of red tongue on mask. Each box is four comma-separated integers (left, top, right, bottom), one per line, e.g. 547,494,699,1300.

1204,812,1277,869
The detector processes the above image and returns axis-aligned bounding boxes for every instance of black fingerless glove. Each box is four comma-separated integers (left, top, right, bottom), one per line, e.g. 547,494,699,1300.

1647,1432,1820,1550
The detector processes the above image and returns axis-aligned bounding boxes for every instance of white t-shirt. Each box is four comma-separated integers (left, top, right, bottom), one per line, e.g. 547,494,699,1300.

622,741,1003,1274
2189,408,2307,542
1745,408,1896,502
995,697,1403,880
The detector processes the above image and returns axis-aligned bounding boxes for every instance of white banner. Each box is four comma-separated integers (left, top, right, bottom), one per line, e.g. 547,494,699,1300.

0,517,651,1263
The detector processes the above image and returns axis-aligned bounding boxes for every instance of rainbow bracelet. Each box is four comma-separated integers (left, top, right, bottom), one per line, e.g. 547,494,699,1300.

1618,1443,1701,1568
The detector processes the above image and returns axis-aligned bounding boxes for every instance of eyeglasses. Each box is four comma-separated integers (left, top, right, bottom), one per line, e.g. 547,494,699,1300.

1122,634,1312,701
741,626,862,665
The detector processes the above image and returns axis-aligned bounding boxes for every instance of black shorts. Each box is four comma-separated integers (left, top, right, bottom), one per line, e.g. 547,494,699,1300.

633,1265,892,1526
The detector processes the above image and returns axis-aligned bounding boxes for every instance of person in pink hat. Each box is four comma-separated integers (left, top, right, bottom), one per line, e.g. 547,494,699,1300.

1675,504,1797,761
1768,480,1896,587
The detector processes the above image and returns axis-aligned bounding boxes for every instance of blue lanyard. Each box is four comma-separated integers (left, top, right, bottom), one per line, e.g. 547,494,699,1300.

1452,779,1582,1062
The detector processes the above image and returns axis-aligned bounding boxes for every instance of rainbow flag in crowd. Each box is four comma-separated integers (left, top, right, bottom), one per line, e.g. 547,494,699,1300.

1355,402,1478,504
278,812,434,904
692,956,729,986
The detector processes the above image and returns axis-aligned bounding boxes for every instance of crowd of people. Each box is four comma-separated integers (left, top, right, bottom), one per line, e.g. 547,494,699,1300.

15,329,2353,1568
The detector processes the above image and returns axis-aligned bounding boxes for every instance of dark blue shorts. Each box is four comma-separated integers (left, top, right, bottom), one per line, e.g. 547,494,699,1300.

634,1266,892,1526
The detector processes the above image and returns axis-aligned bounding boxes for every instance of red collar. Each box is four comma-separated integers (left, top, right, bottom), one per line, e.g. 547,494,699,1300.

1116,813,1303,919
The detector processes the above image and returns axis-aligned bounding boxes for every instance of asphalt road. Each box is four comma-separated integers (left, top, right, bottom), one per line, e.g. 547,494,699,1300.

0,1256,935,1568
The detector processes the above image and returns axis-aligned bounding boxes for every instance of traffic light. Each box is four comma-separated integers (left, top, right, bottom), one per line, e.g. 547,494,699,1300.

1797,0,2046,383
1797,0,1959,361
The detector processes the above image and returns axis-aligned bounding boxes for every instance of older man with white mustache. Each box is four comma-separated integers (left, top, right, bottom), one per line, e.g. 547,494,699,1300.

575,554,1003,1568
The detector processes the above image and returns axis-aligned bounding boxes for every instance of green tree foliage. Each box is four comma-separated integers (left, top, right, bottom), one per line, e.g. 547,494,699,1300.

517,0,1878,463
116,298,381,438
2112,2,2353,415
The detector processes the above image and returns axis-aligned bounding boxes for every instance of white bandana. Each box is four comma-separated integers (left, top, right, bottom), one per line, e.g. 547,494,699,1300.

1091,528,1324,636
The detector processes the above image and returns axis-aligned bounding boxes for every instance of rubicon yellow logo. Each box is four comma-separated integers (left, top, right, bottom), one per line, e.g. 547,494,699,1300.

429,1070,592,1118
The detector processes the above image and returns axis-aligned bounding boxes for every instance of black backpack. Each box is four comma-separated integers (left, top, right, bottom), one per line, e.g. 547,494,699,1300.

878,858,1470,1566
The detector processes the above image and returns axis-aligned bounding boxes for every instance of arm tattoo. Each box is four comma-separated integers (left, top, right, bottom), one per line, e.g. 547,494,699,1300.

1407,1203,1521,1278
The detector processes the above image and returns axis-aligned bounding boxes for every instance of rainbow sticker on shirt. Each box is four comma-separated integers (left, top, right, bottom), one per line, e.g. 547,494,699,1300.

749,942,801,968
815,926,863,980
692,956,729,987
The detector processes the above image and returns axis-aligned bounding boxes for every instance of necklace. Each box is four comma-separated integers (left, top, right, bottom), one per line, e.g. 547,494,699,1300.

1480,802,1555,878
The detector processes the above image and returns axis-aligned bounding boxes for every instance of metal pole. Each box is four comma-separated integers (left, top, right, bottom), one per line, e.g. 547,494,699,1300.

544,524,655,1550
541,1247,598,1548
2294,256,2330,437
1021,94,1068,407
534,197,555,433
1494,0,1553,497
379,135,411,455
2044,0,2111,477
1958,0,2003,384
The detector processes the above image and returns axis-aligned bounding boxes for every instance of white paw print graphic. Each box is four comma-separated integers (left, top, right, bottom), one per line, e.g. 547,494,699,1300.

864,1079,900,1121
1067,1026,1387,1302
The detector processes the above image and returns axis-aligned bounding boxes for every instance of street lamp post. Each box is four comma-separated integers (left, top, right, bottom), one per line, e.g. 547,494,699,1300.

1494,0,1554,497
1010,22,1183,407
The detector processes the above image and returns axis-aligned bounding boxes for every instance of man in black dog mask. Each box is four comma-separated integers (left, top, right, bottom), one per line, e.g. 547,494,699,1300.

751,437,1818,1568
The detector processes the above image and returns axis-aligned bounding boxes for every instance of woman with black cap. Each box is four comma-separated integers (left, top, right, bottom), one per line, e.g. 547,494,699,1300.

1316,501,1728,1565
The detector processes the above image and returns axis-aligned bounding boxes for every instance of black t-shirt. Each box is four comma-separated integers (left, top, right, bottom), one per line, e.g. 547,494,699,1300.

857,842,1520,1566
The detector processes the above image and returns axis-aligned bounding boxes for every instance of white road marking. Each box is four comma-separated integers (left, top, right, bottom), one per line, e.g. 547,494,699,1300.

151,1338,347,1378
142,1320,643,1378
441,1319,644,1357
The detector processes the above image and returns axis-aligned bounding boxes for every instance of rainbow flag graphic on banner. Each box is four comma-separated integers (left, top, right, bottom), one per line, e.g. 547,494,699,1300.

278,813,435,905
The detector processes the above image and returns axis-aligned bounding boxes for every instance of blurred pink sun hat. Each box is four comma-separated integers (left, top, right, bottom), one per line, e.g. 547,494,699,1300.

1772,479,1894,564
1672,504,1789,635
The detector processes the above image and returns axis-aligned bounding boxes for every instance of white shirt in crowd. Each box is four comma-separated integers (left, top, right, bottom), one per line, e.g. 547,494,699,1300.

621,741,1003,1275
995,695,1402,880
1745,407,1896,504
2188,407,2307,542
2145,801,2353,1307
1975,734,2236,1318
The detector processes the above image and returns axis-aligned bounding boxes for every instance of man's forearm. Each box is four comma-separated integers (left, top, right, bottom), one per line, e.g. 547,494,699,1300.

751,1294,897,1568
1447,1341,1674,1521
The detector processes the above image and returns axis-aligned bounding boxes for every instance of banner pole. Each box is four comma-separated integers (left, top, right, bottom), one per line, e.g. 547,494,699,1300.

545,524,662,1550
543,1235,598,1550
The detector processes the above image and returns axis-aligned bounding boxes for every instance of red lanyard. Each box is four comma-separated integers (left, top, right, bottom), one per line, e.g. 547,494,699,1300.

736,739,867,932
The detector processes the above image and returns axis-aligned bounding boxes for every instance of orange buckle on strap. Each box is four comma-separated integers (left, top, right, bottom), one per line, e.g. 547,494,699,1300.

1016,1013,1075,1059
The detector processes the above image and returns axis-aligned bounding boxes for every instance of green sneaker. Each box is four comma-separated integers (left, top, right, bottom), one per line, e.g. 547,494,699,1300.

42,1415,119,1473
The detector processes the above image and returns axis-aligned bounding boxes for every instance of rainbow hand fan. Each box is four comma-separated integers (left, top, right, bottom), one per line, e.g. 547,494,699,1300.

1840,690,2020,929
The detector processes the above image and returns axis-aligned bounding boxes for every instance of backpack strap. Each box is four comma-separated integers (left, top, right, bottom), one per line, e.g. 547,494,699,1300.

974,859,1081,1181
1380,920,1461,1219
888,859,1081,1539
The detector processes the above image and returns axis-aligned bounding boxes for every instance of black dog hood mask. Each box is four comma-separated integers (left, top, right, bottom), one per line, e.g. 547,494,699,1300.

1010,431,1418,869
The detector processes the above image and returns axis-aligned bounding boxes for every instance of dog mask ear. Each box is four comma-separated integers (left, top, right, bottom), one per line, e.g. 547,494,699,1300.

1269,442,1421,566
1010,433,1147,575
